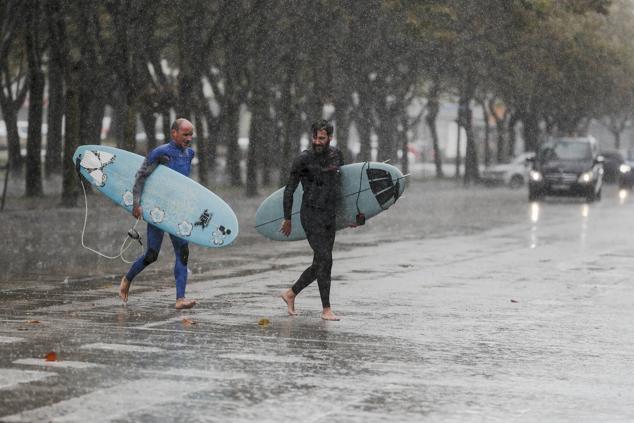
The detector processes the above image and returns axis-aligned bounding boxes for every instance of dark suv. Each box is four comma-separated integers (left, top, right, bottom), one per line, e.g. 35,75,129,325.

528,137,604,202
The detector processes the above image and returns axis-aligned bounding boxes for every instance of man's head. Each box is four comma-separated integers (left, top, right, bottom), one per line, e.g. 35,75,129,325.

311,119,334,154
171,118,194,148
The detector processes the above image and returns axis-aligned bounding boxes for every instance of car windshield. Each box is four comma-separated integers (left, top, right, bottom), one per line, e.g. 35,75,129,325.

538,141,592,162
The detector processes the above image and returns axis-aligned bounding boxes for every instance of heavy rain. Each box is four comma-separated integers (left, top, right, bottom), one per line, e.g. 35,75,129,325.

2,0,634,421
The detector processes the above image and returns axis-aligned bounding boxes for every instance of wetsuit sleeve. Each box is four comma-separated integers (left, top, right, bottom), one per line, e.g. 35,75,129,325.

338,148,345,166
283,155,303,220
132,154,169,209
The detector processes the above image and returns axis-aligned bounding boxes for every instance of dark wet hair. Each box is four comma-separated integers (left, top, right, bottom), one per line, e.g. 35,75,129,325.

311,119,334,138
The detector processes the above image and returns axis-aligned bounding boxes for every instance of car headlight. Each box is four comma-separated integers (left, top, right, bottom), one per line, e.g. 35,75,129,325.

529,170,542,182
620,164,632,173
578,171,593,183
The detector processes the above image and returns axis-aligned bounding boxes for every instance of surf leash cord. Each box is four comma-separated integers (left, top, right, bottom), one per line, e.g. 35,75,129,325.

77,161,144,264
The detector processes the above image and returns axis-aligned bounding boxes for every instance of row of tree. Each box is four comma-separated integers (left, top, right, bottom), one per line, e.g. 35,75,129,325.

1,0,633,204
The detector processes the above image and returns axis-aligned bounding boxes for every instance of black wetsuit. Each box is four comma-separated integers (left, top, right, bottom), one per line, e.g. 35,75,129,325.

283,146,344,308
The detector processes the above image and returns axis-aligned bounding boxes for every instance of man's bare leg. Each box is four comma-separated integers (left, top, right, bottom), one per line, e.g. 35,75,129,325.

281,288,298,316
321,307,340,321
119,276,131,303
175,298,197,310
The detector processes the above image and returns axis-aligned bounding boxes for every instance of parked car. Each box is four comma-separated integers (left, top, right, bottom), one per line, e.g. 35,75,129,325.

528,136,604,202
618,150,634,189
599,150,624,183
480,152,534,189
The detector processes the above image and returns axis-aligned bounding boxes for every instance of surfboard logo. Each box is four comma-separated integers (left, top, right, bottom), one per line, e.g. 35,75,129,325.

122,191,134,207
194,209,212,230
178,221,193,237
150,207,165,223
79,150,116,187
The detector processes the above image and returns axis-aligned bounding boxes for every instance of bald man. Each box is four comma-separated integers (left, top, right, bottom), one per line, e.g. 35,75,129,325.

119,118,197,309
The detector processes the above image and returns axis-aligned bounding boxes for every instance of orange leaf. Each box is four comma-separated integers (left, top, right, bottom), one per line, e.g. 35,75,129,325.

27,320,40,324
45,351,57,362
181,318,195,326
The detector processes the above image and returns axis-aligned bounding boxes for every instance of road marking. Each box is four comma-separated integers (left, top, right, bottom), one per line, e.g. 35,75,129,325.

0,368,54,390
0,379,207,422
0,336,24,344
13,358,102,369
80,342,164,353
219,353,307,364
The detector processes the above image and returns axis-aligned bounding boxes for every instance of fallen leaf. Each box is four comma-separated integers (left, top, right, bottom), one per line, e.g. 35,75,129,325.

181,318,196,326
258,318,270,326
45,351,57,362
27,320,40,324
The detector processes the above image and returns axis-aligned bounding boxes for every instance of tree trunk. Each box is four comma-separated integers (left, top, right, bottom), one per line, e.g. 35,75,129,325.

194,111,208,186
480,100,491,167
334,99,351,162
139,107,158,154
260,115,274,186
459,80,479,185
60,64,81,207
202,104,218,172
488,98,508,163
426,80,444,178
279,83,293,186
121,99,137,152
508,112,519,156
25,4,45,197
455,120,461,179
522,110,539,152
0,102,23,173
225,97,242,186
357,100,373,162
45,0,65,176
613,130,621,150
246,87,267,197
25,67,44,197
399,114,409,176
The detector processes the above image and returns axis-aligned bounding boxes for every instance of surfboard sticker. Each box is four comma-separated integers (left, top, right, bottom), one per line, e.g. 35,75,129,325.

149,207,165,223
194,209,212,230
122,191,134,206
178,221,193,237
80,150,116,187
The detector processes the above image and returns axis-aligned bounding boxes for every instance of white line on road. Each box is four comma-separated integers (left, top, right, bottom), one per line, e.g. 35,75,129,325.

80,342,164,353
0,336,25,343
0,379,207,422
0,368,54,390
13,358,102,369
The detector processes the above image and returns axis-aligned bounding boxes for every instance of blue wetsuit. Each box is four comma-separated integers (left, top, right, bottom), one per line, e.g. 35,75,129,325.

125,140,195,299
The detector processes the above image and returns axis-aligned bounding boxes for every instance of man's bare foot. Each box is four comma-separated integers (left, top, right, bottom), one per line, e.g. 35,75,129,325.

119,276,130,303
281,289,298,316
175,298,197,310
321,307,340,321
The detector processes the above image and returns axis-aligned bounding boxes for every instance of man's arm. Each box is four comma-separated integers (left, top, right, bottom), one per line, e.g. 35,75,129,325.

280,155,303,236
132,155,168,218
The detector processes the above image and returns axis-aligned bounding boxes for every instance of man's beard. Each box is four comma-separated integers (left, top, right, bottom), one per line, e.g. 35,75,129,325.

312,143,328,154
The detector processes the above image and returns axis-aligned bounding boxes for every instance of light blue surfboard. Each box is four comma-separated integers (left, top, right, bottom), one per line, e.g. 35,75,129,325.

255,162,406,241
73,145,238,248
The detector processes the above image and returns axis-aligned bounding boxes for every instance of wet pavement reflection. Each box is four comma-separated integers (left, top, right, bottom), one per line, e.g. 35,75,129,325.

2,183,634,421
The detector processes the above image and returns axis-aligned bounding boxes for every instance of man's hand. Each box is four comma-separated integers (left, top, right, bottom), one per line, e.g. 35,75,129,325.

133,205,143,219
280,219,292,237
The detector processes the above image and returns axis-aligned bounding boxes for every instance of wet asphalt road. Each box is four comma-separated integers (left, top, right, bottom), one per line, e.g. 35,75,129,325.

2,182,634,422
